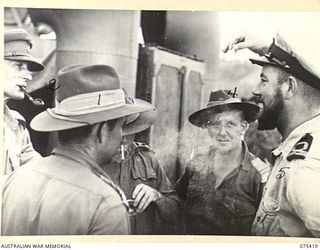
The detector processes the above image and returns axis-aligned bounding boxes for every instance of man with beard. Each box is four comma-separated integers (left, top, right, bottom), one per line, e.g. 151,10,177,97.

223,24,320,237
176,90,268,235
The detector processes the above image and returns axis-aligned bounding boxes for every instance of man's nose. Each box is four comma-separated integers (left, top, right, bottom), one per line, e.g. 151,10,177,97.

218,125,228,135
252,83,262,97
21,64,32,81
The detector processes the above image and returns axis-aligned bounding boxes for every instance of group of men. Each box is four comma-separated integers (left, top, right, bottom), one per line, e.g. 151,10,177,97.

2,24,320,237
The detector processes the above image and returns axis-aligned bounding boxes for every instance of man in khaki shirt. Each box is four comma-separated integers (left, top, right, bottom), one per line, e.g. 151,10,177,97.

3,29,44,174
2,64,154,235
223,20,320,237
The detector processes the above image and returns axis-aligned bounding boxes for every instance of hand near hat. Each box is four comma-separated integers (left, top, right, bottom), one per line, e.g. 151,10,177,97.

131,183,162,213
222,32,274,56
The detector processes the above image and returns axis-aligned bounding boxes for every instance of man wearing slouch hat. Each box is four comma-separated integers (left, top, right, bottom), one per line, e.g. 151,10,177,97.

176,90,269,235
2,64,154,235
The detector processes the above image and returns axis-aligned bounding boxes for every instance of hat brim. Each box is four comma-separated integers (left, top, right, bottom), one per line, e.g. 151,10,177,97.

5,55,44,72
31,99,154,132
122,108,157,136
249,58,278,68
189,102,260,127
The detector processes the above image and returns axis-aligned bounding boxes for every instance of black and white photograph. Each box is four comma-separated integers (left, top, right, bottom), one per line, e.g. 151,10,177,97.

2,2,320,247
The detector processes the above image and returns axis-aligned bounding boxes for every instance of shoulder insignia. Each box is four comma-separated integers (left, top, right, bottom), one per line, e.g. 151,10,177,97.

132,142,154,152
251,157,270,183
287,134,313,162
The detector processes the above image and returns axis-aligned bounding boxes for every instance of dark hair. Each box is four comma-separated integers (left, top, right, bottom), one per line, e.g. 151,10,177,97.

58,118,120,145
58,125,94,145
277,68,320,103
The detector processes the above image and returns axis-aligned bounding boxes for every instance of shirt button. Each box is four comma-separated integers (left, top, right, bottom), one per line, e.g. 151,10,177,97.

257,216,261,222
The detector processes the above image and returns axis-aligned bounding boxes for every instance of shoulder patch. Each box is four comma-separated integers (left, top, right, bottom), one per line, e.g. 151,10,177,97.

287,134,313,162
251,157,270,183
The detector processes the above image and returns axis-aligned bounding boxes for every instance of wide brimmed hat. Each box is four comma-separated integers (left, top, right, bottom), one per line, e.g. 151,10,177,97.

4,29,44,72
122,107,157,136
189,90,260,127
31,64,153,132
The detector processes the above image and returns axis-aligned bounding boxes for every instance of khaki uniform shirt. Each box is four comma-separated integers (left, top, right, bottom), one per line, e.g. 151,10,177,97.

3,105,41,174
176,142,269,235
2,146,130,235
103,142,180,234
252,115,320,237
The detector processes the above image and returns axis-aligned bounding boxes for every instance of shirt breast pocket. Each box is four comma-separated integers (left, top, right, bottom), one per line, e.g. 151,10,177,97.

130,153,158,186
223,196,257,216
185,179,207,216
187,183,204,199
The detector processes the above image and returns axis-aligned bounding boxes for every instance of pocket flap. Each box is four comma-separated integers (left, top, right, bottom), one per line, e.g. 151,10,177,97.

223,196,257,216
131,151,157,181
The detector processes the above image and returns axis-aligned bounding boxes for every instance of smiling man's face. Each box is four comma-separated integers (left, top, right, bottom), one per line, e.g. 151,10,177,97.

4,60,32,100
206,109,248,153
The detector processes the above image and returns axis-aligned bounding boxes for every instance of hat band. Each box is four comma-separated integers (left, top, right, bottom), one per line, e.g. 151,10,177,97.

5,41,31,57
207,98,241,107
4,51,30,57
55,89,126,116
46,109,91,125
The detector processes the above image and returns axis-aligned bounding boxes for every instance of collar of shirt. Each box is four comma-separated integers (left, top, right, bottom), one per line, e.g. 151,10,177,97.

110,142,146,164
52,146,130,209
4,105,25,131
52,146,105,174
272,114,320,157
208,141,251,171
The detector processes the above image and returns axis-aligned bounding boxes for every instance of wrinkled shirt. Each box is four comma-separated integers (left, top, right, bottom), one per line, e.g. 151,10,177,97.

102,142,180,234
176,142,268,235
2,146,130,235
3,105,41,174
252,114,320,237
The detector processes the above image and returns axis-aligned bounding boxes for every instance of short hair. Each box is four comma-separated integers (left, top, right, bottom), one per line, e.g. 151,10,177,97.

205,108,245,128
277,68,320,105
58,118,119,145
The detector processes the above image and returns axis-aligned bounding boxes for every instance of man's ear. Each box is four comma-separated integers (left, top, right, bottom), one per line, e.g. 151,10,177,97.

240,120,249,136
92,122,108,144
282,76,298,99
